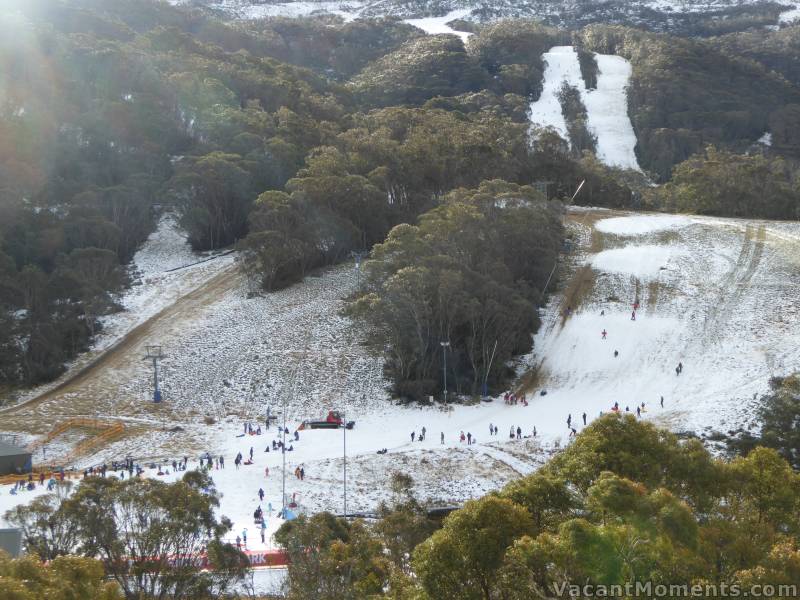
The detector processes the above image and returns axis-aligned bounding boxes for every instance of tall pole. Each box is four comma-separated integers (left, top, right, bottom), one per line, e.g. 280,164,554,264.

152,356,159,399
440,341,450,404
343,410,347,519
281,391,287,517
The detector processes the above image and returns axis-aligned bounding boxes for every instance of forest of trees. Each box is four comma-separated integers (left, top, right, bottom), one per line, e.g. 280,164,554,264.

273,414,800,599
577,24,800,181
2,0,800,394
347,181,562,400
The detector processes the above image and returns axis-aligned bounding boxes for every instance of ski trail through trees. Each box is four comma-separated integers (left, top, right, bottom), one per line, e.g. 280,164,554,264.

529,46,642,171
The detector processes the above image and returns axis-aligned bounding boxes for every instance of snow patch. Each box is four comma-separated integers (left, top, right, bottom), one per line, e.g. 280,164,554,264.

596,215,693,236
404,8,473,44
591,245,679,279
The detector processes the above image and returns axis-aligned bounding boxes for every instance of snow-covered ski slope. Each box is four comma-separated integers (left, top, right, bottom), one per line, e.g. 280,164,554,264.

527,211,800,437
528,46,584,143
529,46,641,171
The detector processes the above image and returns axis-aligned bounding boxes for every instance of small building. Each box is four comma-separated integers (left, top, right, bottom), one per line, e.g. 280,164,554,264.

0,440,32,475
0,529,23,558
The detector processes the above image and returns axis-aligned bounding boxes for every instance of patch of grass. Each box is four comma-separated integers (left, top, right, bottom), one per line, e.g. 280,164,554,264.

590,229,605,253
560,265,597,325
517,364,545,395
647,281,660,308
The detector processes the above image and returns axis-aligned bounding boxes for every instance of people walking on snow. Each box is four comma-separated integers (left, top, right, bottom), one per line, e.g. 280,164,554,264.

533,426,537,437
602,329,607,339
258,488,264,501
570,427,577,437
460,431,466,443
411,431,415,442
660,396,664,408
300,467,305,480
467,432,472,445
582,412,587,426
636,406,641,417
631,310,636,321
600,310,605,316
516,426,522,440
509,426,515,439
567,414,572,428
441,431,445,444
421,426,426,440
264,466,269,478
678,361,683,373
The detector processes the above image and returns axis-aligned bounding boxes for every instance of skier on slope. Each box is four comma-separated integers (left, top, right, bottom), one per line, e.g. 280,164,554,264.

602,329,607,339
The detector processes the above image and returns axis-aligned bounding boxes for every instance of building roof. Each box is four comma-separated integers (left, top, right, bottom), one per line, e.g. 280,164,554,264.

0,528,23,558
0,439,30,458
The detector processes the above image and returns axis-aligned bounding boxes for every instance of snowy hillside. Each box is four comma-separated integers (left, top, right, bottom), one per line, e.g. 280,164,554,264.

169,0,800,28
525,212,800,439
3,209,799,557
529,46,642,171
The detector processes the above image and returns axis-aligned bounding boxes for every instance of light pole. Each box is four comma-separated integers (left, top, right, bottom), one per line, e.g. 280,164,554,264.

281,392,287,518
440,341,450,404
343,410,347,519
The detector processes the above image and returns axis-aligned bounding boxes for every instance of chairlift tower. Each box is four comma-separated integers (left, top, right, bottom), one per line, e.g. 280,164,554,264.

144,346,165,403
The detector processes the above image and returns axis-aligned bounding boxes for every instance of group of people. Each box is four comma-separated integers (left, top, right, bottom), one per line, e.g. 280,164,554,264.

459,431,476,445
410,427,427,442
503,392,528,406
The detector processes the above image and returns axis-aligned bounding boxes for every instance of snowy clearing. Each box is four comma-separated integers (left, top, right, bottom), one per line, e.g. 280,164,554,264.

595,214,693,236
528,46,584,143
582,54,641,171
529,46,642,171
403,8,473,44
591,245,682,279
